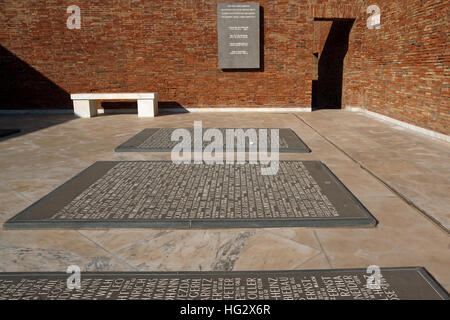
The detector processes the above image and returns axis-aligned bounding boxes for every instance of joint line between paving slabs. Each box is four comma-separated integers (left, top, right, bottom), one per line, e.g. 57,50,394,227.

76,231,140,272
295,251,326,269
292,113,449,235
0,180,35,205
312,229,333,268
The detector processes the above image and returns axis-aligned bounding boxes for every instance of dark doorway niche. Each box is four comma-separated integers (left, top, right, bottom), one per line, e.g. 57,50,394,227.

312,19,355,111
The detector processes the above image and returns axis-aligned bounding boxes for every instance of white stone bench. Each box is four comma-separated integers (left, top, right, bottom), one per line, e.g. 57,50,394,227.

71,93,158,118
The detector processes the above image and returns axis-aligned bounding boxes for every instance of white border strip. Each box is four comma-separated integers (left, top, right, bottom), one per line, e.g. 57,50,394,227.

169,107,312,113
0,107,311,115
98,107,312,114
346,106,450,143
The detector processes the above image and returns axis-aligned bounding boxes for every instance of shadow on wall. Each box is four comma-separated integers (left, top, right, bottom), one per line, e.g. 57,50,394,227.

0,46,75,142
101,101,138,112
101,101,189,115
312,19,354,110
0,45,72,109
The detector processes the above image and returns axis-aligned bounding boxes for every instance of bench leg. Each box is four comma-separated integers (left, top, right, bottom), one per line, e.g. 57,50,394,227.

73,100,98,118
137,99,158,117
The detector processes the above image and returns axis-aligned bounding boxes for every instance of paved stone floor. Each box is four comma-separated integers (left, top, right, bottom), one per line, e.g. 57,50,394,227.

0,110,448,292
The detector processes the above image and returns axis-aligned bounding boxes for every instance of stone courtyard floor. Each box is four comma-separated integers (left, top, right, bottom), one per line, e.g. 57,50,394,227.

0,110,448,292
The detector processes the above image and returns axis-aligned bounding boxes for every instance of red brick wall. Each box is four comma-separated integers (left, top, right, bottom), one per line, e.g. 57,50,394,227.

362,0,449,135
314,20,333,58
1,0,319,109
0,0,448,134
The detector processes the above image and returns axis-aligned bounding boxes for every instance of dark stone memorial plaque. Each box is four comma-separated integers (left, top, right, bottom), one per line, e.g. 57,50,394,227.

0,129,20,138
218,2,260,69
0,268,447,300
4,161,376,229
115,128,311,153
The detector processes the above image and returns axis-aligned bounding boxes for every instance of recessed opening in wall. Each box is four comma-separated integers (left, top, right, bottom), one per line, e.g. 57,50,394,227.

312,18,355,111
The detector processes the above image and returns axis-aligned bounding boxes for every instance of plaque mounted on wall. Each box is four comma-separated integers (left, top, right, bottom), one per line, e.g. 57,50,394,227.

217,2,260,69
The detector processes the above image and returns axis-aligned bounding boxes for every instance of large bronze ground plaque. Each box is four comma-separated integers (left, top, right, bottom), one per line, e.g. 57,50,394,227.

4,161,376,229
0,268,447,300
115,128,311,153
